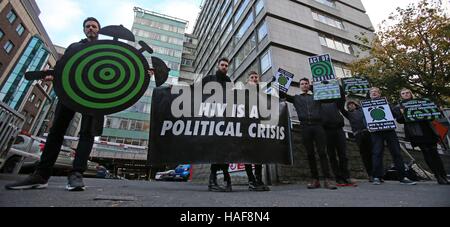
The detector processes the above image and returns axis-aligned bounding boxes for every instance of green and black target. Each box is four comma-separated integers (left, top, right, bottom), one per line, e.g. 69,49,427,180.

343,77,370,96
309,54,336,82
52,40,150,116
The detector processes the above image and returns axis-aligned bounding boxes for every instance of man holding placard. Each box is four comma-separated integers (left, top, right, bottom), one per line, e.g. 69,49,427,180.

394,88,449,185
364,88,416,185
282,78,337,190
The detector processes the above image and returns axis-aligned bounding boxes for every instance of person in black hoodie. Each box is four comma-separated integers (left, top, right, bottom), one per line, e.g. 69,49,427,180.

283,78,337,190
203,58,233,192
340,100,373,182
322,92,355,187
394,88,449,185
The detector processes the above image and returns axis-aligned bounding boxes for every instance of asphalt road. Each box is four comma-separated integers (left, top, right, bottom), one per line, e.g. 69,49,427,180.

0,174,449,207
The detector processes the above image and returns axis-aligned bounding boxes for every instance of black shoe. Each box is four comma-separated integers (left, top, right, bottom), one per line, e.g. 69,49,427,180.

5,173,48,190
257,180,271,191
224,181,233,192
66,172,85,191
400,177,417,185
208,172,226,192
249,181,269,192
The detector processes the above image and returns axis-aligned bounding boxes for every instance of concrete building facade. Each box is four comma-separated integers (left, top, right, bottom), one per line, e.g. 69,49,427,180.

190,0,374,90
0,0,58,135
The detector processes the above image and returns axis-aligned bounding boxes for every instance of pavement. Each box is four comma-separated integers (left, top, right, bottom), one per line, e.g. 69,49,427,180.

0,174,449,207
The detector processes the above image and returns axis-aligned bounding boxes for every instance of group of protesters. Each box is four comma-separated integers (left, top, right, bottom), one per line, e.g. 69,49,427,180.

206,57,449,193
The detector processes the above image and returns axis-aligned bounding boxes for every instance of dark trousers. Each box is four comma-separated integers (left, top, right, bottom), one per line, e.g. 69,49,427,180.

355,131,373,177
210,164,231,183
371,130,407,179
37,103,95,179
418,143,448,178
302,124,331,180
245,164,263,182
325,128,350,181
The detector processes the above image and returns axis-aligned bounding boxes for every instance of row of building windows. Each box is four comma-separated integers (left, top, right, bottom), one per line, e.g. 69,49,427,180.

2,9,27,55
319,34,353,55
100,136,148,147
152,45,182,58
105,117,150,132
312,11,344,30
134,17,185,34
133,28,184,46
314,0,336,8
196,0,263,69
6,9,17,24
198,0,266,76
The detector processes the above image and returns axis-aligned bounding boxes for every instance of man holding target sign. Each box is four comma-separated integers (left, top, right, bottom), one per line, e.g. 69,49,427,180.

5,17,156,191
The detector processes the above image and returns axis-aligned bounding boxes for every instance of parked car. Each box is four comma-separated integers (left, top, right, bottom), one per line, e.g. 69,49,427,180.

1,134,98,176
155,170,175,181
173,164,191,181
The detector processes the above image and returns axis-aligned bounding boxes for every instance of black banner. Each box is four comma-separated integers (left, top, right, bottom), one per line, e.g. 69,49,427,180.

402,98,442,122
148,85,293,165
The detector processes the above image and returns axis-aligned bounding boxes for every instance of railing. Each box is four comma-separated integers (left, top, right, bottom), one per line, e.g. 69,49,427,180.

0,102,25,169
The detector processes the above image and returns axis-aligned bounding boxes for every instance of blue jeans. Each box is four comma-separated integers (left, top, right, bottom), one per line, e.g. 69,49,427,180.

371,130,407,179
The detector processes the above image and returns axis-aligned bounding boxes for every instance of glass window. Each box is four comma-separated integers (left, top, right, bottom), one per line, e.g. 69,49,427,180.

119,119,129,130
256,0,264,16
35,99,42,108
260,50,272,73
334,41,345,52
3,41,14,54
221,7,232,29
314,0,336,8
319,36,327,46
312,12,319,21
234,0,251,24
0,29,4,39
325,37,336,49
28,94,35,102
235,13,254,42
258,20,268,42
312,11,344,30
343,44,352,55
334,65,344,79
16,24,25,36
7,10,17,24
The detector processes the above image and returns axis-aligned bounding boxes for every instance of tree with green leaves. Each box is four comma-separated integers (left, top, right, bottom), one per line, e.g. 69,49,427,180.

349,0,450,106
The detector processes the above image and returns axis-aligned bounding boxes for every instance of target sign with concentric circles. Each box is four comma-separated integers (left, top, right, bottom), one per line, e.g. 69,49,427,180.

53,40,150,116
309,54,336,82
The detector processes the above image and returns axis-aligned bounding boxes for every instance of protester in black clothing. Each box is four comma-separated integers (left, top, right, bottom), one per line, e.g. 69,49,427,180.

6,18,154,191
340,100,374,182
368,87,416,185
244,71,270,191
322,100,355,187
204,58,233,192
283,78,337,190
394,88,449,185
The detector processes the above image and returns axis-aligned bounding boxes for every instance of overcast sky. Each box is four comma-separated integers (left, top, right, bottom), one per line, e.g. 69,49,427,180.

35,0,450,47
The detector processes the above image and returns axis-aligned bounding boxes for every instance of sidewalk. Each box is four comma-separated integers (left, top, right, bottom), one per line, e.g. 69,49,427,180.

0,174,449,207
